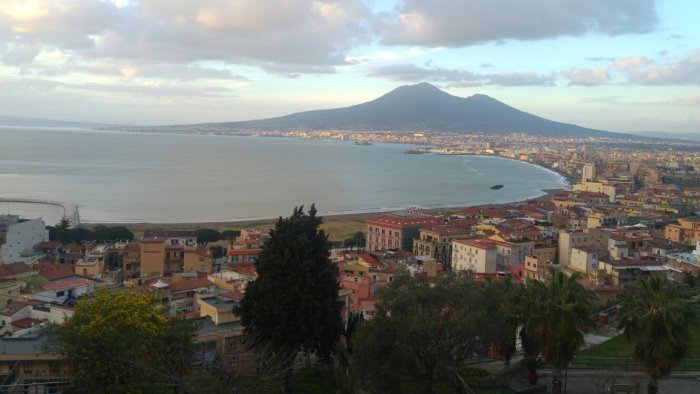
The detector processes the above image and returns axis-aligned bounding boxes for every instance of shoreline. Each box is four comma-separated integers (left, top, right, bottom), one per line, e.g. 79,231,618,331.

84,188,564,241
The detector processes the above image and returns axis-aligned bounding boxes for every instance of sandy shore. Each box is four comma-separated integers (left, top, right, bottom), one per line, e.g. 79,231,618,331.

84,189,563,241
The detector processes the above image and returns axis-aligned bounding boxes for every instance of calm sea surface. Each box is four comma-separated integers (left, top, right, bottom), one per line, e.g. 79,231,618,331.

0,127,566,224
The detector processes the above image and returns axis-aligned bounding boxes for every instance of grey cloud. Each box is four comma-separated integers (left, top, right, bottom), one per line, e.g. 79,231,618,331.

384,0,658,47
0,0,374,75
369,63,555,87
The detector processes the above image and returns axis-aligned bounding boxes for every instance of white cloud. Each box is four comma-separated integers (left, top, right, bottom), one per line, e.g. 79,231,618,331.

561,67,610,86
369,63,555,87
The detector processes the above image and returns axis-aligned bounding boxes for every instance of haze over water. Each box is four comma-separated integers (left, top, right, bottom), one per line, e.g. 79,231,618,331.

0,127,566,224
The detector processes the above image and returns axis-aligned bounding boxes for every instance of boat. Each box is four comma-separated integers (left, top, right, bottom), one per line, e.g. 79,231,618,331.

355,140,373,146
490,184,504,190
404,148,424,154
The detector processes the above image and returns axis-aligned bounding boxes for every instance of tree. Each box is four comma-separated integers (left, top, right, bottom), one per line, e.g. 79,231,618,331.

482,278,521,365
618,276,700,394
221,229,241,243
195,228,221,247
352,273,486,394
210,245,226,259
520,268,598,394
90,225,134,241
57,289,198,393
235,205,342,393
342,231,366,250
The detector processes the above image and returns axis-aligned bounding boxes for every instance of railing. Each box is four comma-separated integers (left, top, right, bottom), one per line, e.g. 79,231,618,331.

567,357,700,372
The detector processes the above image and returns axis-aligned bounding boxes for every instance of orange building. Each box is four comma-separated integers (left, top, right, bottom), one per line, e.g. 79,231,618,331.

366,209,441,252
664,217,700,245
123,231,212,278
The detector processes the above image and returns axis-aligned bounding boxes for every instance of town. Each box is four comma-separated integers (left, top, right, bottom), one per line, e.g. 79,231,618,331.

2,139,700,392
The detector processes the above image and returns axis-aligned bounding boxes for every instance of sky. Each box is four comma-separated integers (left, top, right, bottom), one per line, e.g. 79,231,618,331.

0,0,699,134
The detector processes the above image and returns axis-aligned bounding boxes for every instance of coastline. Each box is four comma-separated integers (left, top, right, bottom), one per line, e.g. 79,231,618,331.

86,188,564,241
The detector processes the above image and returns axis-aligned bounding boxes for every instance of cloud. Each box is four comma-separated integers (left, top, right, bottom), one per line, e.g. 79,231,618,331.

0,0,375,75
558,49,700,86
369,63,555,87
615,49,700,85
673,96,700,106
561,67,610,86
384,0,659,47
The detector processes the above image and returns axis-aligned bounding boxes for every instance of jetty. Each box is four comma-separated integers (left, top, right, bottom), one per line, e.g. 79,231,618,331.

0,198,80,227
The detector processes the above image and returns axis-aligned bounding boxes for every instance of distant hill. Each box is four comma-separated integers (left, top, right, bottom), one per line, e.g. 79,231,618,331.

632,131,700,141
0,115,112,129
198,83,631,138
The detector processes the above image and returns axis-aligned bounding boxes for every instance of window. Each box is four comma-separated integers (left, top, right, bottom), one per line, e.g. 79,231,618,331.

56,290,65,297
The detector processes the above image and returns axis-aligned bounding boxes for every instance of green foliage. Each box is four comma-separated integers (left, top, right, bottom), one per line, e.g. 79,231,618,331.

618,276,700,394
342,231,366,249
210,245,226,259
481,278,521,365
195,228,221,247
221,229,241,242
58,289,198,394
235,205,342,393
89,225,134,241
352,273,486,394
520,268,599,394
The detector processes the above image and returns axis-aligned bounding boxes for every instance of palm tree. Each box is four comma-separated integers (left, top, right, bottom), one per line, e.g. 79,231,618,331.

520,268,598,394
618,276,700,394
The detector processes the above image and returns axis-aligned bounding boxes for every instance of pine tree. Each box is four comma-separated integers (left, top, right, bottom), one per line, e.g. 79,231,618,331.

236,205,342,393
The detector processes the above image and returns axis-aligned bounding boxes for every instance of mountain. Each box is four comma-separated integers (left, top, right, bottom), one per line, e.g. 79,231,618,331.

202,83,627,138
632,131,700,142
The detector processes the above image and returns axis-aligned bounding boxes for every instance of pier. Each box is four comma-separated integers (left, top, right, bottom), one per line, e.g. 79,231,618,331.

0,198,80,227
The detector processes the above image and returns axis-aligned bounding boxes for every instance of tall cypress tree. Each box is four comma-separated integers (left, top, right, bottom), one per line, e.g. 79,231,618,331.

236,205,342,393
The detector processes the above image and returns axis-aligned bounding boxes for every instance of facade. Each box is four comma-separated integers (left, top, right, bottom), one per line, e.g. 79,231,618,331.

412,225,473,266
451,238,497,274
573,180,617,202
124,231,212,277
366,210,441,252
582,163,596,181
0,217,48,264
558,228,610,267
664,217,700,245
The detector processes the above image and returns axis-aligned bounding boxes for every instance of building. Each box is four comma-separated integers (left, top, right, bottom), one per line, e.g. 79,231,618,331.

124,231,212,278
572,180,617,202
412,225,473,266
451,238,497,274
0,216,48,264
664,217,700,245
582,163,596,181
558,228,610,267
366,210,441,252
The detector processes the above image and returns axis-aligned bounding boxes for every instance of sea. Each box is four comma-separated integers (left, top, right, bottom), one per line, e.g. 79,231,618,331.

0,127,567,224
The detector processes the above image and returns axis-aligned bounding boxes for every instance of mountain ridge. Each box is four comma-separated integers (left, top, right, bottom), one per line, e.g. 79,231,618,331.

202,83,630,138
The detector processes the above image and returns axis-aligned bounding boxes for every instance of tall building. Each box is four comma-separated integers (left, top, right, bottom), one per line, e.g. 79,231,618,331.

582,163,596,181
0,216,48,264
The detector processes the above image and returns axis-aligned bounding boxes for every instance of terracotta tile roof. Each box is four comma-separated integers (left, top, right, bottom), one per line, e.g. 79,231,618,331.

357,253,379,267
36,241,62,249
366,212,441,228
3,262,33,275
36,263,76,281
220,290,244,302
454,238,497,249
12,318,44,329
0,266,13,279
168,278,214,293
42,278,92,292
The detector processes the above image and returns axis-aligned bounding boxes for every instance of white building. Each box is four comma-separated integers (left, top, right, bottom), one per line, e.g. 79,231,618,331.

0,217,49,264
582,163,596,181
451,238,497,274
